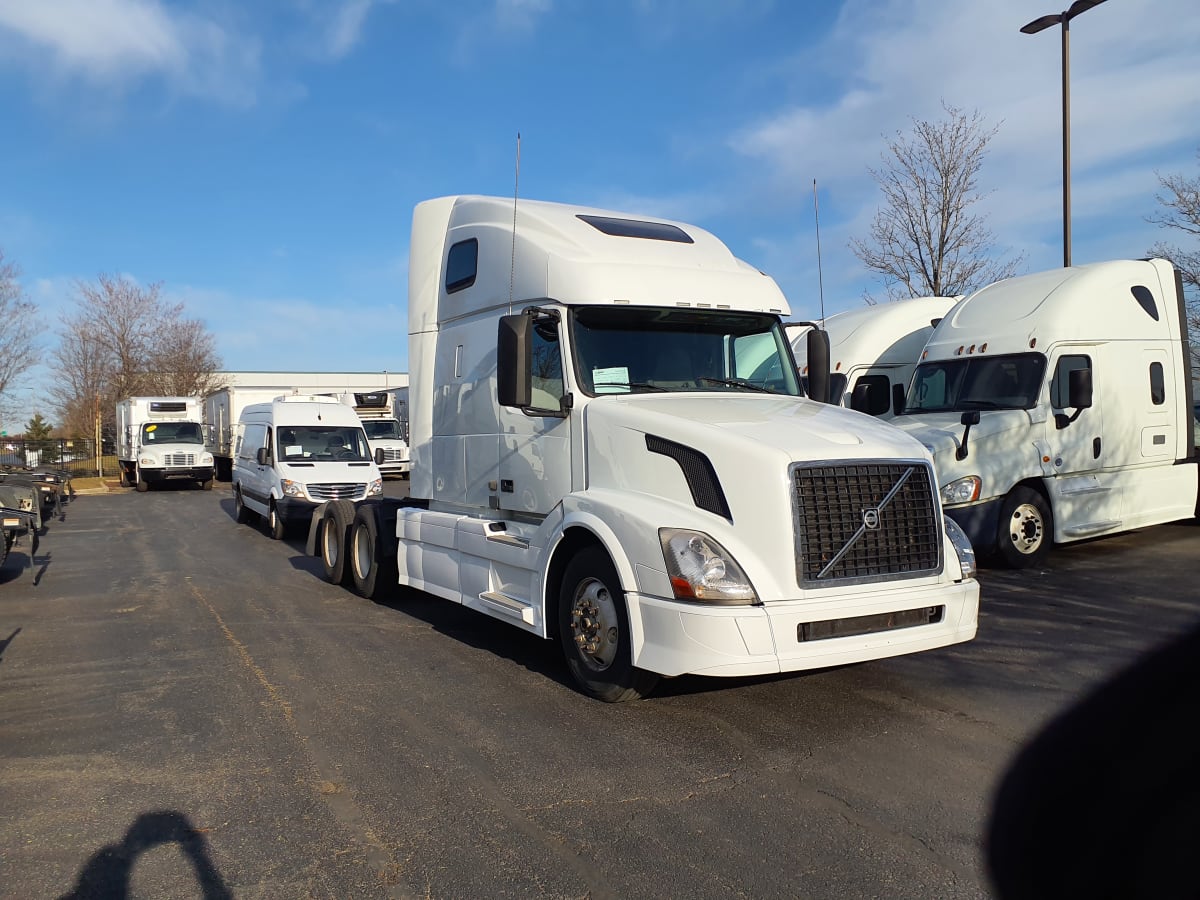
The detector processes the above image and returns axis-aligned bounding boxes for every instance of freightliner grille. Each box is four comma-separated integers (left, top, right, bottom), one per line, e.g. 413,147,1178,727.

381,449,407,462
792,461,941,586
164,453,196,467
308,483,367,501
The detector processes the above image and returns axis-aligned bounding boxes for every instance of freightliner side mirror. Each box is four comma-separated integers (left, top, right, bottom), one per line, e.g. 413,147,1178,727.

957,410,981,461
497,314,532,408
1068,368,1093,410
806,329,831,405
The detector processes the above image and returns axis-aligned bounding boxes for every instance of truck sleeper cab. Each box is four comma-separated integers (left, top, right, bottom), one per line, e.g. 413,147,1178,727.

233,395,382,540
314,195,980,701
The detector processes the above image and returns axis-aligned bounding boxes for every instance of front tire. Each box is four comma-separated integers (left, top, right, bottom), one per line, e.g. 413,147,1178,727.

135,467,149,492
320,501,355,585
267,501,287,540
996,486,1052,569
200,478,213,491
558,545,659,702
235,487,253,524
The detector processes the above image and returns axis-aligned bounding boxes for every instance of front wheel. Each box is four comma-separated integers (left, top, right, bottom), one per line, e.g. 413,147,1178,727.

267,501,287,540
135,467,149,493
320,501,355,585
996,486,1052,569
558,545,659,702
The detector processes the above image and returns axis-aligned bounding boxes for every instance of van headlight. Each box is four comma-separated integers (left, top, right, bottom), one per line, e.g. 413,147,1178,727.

281,479,305,498
659,529,758,604
943,515,977,580
367,478,383,497
940,475,982,506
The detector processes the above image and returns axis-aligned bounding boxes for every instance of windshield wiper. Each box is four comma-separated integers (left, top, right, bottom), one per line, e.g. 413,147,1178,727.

699,377,778,394
593,381,668,393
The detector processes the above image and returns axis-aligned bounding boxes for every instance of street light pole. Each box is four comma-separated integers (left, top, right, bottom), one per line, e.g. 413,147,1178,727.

1021,0,1107,268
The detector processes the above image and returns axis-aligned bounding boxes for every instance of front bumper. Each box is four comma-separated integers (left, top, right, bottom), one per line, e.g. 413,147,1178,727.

945,497,1005,554
277,495,320,524
628,580,980,678
142,466,214,483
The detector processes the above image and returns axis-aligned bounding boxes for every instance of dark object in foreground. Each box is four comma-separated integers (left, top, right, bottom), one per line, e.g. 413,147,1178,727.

987,622,1200,899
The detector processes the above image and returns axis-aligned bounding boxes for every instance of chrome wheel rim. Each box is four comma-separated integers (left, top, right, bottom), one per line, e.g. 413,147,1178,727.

1008,503,1044,555
353,525,371,579
322,520,337,565
569,577,619,671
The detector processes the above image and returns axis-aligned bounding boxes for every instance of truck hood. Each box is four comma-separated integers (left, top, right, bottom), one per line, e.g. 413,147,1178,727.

891,410,1034,488
589,393,931,464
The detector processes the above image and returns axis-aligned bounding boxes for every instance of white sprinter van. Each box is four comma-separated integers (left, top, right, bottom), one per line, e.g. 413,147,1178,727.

232,394,383,539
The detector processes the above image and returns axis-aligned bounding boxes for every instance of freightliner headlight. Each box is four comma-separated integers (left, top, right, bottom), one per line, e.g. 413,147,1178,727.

941,475,982,506
659,528,758,605
139,456,157,466
943,515,977,580
367,478,383,497
281,479,305,498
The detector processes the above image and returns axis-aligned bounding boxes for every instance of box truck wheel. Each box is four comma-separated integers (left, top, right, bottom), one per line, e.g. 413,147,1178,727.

267,501,287,540
558,545,659,702
349,508,396,600
997,486,1052,569
135,467,149,493
235,487,253,524
320,501,355,585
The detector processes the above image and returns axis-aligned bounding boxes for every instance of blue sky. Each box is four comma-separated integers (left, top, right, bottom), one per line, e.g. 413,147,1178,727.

1,0,1198,429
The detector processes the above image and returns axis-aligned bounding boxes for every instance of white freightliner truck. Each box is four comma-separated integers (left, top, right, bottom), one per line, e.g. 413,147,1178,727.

116,396,215,491
331,391,411,477
891,258,1199,568
308,195,980,701
790,296,961,418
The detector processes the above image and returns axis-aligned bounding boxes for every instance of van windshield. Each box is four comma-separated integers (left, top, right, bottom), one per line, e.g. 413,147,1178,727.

570,307,801,396
904,353,1046,413
142,422,204,444
275,426,371,461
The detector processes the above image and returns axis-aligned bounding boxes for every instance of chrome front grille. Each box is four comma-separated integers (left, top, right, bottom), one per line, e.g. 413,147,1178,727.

164,453,195,467
308,483,367,501
792,461,941,586
381,448,407,462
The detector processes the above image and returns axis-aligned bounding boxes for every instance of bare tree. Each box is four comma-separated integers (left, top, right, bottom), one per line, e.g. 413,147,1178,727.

1146,148,1200,366
851,103,1024,304
0,249,38,424
52,274,224,438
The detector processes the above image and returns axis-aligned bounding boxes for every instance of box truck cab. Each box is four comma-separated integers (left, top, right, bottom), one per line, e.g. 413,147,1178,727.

311,195,980,702
892,259,1199,568
790,296,961,418
233,395,382,539
116,396,214,491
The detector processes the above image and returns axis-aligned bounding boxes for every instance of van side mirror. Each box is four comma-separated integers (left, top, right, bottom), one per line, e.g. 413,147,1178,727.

497,314,532,408
1068,367,1093,409
256,446,270,466
806,329,831,404
892,383,906,416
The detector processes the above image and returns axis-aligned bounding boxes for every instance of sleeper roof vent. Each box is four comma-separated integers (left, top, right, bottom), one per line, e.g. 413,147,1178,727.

577,214,694,244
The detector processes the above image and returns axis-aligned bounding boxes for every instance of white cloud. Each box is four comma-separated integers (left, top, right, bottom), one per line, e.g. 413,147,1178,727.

0,0,261,105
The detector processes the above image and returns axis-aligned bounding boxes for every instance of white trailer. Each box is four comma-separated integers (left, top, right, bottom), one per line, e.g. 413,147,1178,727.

116,396,214,491
791,296,961,418
307,195,979,701
892,259,1199,567
327,391,410,477
205,387,295,481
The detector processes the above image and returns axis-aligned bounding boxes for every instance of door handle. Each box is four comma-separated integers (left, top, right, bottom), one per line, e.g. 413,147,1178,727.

1093,437,1101,459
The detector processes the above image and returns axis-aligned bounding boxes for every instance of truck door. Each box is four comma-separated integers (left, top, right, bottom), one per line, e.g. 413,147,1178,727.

1044,350,1115,531
498,315,571,515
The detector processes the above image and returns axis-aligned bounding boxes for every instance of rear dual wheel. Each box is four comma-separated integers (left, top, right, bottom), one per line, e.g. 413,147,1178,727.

349,508,396,599
320,501,356,585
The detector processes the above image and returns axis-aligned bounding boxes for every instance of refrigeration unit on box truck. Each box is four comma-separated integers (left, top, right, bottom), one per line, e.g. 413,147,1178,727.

307,195,980,701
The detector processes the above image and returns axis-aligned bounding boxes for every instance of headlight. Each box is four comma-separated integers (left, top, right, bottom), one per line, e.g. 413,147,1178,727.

139,456,156,466
659,528,758,604
201,453,213,464
940,475,982,506
367,478,383,497
943,515,977,580
281,479,305,498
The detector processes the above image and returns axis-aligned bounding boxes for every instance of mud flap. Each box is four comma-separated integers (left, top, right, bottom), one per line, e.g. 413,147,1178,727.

304,501,332,555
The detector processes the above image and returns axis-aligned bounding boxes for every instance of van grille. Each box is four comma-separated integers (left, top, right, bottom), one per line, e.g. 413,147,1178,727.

308,483,367,501
792,461,941,585
164,453,195,467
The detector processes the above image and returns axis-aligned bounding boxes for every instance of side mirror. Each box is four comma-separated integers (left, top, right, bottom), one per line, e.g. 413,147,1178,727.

256,446,270,466
806,329,831,404
892,383,906,416
850,382,871,413
374,447,385,465
1068,367,1093,409
956,410,981,461
497,314,532,408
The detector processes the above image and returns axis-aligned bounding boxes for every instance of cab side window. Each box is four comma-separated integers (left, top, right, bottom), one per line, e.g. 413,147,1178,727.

1051,355,1091,409
238,424,267,460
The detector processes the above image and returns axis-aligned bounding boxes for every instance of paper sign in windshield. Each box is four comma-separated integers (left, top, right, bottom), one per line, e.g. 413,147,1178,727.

593,366,630,394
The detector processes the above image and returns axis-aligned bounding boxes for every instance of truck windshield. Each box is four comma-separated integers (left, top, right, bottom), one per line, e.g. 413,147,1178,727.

904,353,1046,413
142,422,204,444
275,426,371,461
570,307,801,396
362,420,402,440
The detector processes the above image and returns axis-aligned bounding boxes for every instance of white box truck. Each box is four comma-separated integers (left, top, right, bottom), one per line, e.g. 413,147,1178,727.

790,296,961,418
116,396,214,491
892,258,1199,568
329,391,410,477
205,387,296,482
308,195,980,701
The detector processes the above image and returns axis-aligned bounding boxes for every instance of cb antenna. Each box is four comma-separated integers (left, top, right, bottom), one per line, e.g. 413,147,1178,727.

813,179,826,324
509,132,521,313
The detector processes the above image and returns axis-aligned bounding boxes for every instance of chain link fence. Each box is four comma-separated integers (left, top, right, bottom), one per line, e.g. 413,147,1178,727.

0,439,112,477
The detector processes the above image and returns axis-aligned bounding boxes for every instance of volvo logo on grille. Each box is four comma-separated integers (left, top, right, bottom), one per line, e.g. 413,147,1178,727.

862,508,881,530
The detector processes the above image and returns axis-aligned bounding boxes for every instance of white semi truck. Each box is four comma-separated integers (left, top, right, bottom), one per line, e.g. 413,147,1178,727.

791,296,961,418
308,195,980,701
892,258,1199,568
116,396,215,491
331,391,410,478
